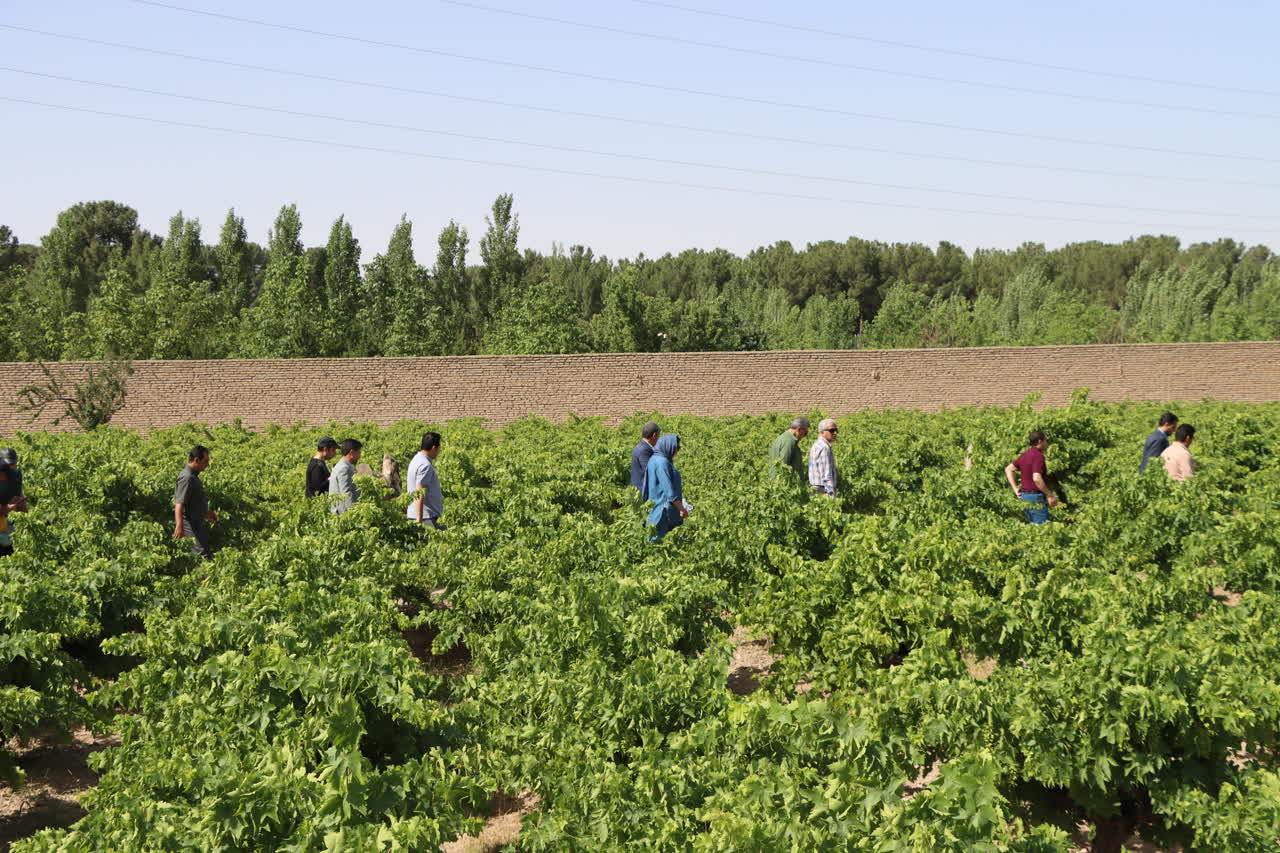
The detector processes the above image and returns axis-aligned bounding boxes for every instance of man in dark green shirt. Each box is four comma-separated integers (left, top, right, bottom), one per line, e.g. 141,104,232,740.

769,417,810,481
174,445,216,558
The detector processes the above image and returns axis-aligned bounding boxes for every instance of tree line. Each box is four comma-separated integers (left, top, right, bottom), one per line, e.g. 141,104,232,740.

0,196,1276,362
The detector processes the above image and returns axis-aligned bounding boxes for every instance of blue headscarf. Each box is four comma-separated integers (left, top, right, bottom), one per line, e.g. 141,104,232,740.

650,434,682,502
645,434,683,538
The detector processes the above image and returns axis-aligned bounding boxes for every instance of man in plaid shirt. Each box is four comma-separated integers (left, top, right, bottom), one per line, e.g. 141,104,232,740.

808,418,839,497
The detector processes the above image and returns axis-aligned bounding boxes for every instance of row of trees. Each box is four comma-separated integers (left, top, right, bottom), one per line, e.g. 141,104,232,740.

1,198,1276,361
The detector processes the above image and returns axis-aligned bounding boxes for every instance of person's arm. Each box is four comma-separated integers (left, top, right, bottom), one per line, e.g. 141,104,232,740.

1005,462,1019,497
1032,472,1058,506
173,501,186,539
415,475,424,523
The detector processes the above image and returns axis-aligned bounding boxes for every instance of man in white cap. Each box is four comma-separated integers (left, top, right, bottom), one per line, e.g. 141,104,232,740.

808,418,839,497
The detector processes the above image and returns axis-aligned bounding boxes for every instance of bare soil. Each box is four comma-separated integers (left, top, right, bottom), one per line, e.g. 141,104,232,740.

0,729,118,852
402,626,472,678
727,626,780,697
440,790,541,853
1210,586,1243,607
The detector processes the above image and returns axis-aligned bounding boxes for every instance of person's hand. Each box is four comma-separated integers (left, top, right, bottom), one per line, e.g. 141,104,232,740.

172,527,184,541
678,505,689,519
1011,488,1021,500
1047,495,1059,508
206,511,218,523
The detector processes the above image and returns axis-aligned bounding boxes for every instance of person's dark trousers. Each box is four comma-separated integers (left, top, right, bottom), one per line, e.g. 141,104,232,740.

183,518,213,559
0,545,12,558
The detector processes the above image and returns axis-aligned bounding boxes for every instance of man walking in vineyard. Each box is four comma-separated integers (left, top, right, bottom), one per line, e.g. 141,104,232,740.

406,432,446,529
329,439,363,514
1160,424,1196,481
808,419,839,497
1005,431,1058,524
306,437,340,498
0,457,26,558
173,445,217,558
0,449,24,510
769,417,810,482
1139,413,1178,472
630,422,661,498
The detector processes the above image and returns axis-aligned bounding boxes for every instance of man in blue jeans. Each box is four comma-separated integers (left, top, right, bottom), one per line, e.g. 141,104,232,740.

1005,430,1058,524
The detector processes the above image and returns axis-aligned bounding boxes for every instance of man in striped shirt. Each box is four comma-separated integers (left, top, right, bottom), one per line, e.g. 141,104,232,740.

808,418,839,497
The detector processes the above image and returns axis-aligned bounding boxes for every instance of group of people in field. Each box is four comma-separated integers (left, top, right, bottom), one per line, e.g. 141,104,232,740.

162,410,1198,555
168,431,449,559
1006,412,1196,525
0,409,1205,560
625,411,1198,538
629,417,842,540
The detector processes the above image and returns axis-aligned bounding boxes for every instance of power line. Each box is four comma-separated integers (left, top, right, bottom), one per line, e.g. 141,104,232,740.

440,0,1280,122
8,65,1274,223
120,0,1280,165
627,0,1280,99
6,94,1273,235
8,24,1276,191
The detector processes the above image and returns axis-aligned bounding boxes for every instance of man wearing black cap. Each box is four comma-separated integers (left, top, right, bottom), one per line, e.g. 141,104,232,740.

306,437,340,498
630,421,661,498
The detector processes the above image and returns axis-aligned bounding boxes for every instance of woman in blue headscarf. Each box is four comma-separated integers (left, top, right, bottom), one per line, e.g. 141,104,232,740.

645,434,687,540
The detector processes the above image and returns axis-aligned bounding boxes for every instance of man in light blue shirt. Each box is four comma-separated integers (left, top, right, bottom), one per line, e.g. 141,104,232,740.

329,438,362,514
406,432,445,529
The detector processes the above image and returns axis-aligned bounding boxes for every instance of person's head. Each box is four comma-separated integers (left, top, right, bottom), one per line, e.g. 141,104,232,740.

0,448,17,468
1174,424,1195,445
641,421,661,446
316,436,339,460
790,417,810,438
339,438,363,462
654,433,680,459
1158,412,1179,433
1027,430,1048,450
188,445,210,472
818,418,838,442
421,431,442,459
0,459,10,481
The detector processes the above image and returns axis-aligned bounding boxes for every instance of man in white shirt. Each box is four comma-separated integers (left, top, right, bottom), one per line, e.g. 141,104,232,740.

1160,424,1196,482
808,418,839,497
406,432,445,529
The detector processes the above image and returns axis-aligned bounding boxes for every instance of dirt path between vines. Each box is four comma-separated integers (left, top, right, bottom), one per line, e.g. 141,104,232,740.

440,790,541,853
727,626,780,696
0,730,118,852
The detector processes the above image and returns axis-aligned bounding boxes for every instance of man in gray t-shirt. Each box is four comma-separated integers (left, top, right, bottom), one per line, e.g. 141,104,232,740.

329,439,362,514
173,445,215,558
405,432,445,529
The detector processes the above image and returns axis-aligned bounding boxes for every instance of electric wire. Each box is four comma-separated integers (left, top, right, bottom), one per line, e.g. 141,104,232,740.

6,94,1275,235
6,23,1276,190
440,0,1280,121
5,65,1275,222
627,0,1280,99
117,1,1280,164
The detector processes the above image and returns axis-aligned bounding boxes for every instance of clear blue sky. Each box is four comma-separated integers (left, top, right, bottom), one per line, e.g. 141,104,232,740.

2,0,1278,260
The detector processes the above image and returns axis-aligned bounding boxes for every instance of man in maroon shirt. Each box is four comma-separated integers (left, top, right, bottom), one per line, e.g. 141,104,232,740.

1004,430,1058,525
